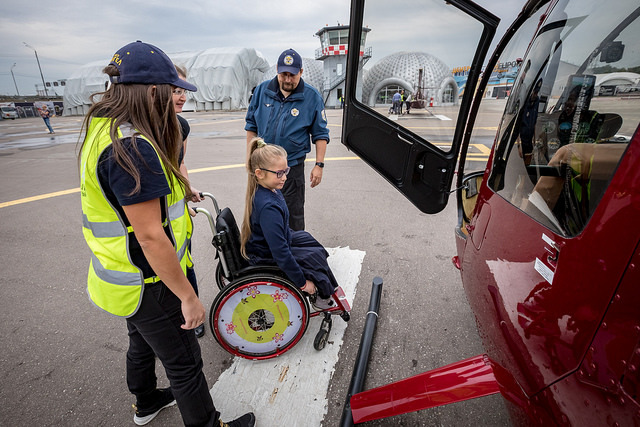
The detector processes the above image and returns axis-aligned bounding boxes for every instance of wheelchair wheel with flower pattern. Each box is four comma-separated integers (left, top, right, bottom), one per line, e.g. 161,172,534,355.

209,274,310,360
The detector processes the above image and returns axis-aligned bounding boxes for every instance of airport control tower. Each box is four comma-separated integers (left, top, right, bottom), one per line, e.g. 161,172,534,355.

315,24,371,108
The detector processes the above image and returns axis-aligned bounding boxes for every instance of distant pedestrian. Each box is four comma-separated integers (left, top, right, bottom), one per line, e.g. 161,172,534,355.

392,91,401,114
400,90,405,114
39,105,54,133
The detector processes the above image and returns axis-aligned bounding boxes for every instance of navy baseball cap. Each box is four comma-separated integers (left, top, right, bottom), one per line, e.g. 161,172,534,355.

108,41,197,92
277,48,302,74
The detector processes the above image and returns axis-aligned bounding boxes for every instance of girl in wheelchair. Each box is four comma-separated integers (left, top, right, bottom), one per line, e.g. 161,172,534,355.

240,137,338,310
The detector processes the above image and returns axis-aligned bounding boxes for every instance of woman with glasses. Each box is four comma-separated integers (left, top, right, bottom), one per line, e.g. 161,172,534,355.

240,137,339,309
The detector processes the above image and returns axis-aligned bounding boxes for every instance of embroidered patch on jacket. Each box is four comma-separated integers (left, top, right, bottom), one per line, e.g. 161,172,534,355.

291,108,299,117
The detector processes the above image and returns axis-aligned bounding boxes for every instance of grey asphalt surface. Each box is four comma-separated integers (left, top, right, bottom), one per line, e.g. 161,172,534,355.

0,109,509,426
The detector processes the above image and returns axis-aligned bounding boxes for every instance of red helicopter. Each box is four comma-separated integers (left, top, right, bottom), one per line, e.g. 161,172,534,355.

341,0,640,425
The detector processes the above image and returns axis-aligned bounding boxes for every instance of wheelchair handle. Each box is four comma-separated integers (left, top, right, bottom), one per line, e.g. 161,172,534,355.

192,207,217,234
199,192,221,215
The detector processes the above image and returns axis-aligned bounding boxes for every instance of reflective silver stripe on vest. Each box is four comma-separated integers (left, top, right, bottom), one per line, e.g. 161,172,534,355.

91,234,189,287
168,198,186,221
176,233,189,261
83,214,126,238
92,254,142,286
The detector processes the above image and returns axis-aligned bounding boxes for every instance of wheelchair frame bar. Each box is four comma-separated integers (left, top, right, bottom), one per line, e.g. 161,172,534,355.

192,205,232,279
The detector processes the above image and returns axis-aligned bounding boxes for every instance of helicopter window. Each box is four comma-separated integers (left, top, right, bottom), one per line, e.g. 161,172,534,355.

463,6,547,174
353,0,485,154
486,0,640,237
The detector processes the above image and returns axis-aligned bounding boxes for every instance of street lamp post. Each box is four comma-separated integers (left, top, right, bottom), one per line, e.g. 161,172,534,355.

23,42,48,98
10,63,20,96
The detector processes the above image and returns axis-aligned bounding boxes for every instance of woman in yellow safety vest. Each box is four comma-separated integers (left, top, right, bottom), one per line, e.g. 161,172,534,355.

78,41,254,427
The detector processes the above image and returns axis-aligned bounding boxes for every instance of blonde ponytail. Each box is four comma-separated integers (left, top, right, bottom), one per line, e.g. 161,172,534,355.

240,138,287,258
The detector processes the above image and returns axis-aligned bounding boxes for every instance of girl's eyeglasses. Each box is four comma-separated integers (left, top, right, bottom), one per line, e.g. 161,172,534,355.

173,89,188,97
260,167,290,179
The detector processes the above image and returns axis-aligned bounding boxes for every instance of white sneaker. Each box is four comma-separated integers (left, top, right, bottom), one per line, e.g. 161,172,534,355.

133,388,176,426
312,296,335,311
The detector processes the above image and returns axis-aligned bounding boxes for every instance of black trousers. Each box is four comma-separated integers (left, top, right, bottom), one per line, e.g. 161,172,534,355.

282,161,305,231
126,283,217,427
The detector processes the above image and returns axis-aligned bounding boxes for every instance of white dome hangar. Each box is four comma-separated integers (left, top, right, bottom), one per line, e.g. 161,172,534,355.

362,51,458,107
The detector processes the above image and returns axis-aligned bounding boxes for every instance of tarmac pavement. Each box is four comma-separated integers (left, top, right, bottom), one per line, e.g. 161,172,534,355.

0,109,509,426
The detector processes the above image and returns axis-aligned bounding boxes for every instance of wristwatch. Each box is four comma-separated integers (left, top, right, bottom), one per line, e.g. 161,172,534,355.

315,162,324,168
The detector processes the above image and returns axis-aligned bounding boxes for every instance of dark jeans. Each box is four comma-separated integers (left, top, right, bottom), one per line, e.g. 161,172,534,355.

282,161,305,231
126,283,217,427
42,117,54,133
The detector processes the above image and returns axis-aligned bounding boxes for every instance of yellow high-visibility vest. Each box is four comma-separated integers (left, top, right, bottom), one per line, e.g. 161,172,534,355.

80,117,191,317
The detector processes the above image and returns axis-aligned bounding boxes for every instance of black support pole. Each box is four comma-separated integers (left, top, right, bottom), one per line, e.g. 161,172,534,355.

339,276,383,427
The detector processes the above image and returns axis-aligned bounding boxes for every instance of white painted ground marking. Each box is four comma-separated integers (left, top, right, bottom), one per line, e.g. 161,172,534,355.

434,114,452,121
210,246,366,426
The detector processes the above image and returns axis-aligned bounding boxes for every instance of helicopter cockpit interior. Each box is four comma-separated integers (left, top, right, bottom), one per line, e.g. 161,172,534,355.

472,1,640,237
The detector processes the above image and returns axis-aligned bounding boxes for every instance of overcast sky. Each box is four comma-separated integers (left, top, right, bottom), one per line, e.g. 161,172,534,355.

0,0,524,96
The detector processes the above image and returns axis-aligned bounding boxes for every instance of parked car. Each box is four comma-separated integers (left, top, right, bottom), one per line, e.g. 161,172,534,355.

1,106,18,120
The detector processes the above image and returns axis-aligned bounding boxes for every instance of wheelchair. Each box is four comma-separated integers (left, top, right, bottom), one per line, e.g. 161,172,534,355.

193,193,351,360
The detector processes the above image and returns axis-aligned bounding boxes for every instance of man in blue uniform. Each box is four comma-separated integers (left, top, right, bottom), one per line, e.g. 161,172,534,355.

245,48,330,231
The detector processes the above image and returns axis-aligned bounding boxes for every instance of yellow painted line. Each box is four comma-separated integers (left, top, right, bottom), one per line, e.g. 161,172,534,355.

2,152,491,209
0,188,80,208
406,126,498,131
305,157,360,162
187,157,360,174
188,163,246,173
191,119,244,126
0,156,363,209
472,144,492,155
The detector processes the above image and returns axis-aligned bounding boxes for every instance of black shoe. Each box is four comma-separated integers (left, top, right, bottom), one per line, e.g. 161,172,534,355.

195,324,205,338
133,388,176,426
220,412,256,427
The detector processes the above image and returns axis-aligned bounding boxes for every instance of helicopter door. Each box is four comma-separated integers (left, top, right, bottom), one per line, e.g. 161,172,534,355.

342,0,499,214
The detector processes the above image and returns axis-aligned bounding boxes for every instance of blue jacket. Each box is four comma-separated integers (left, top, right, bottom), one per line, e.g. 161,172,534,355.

246,186,306,287
245,77,330,166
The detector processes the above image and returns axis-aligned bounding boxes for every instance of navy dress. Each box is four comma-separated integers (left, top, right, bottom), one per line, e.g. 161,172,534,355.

246,185,338,298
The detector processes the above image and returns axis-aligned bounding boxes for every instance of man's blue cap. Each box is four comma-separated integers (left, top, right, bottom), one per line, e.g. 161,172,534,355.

108,41,197,92
277,48,302,74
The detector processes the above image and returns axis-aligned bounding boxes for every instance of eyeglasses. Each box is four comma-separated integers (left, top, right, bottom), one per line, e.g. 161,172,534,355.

172,89,188,97
260,167,290,179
